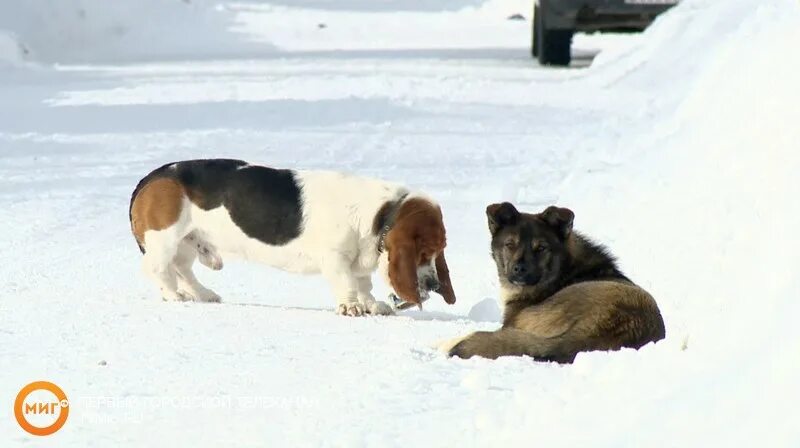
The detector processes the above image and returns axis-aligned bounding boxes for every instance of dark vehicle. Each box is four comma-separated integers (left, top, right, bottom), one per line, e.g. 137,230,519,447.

533,0,678,66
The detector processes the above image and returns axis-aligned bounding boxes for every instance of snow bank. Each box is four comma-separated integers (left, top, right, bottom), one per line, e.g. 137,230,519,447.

0,0,271,64
565,0,800,349
547,0,800,444
590,0,755,92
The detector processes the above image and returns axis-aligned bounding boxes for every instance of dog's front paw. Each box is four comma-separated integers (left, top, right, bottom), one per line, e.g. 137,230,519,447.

436,333,473,356
366,300,394,316
336,302,365,317
194,287,221,303
199,253,223,271
162,289,193,302
197,244,224,271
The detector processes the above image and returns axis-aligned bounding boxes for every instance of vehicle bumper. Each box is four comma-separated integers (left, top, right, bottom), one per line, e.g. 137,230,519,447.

538,0,678,31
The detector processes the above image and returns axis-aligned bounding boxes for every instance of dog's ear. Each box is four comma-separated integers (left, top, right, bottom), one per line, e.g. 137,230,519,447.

434,252,456,305
388,241,421,306
486,202,520,235
541,206,574,238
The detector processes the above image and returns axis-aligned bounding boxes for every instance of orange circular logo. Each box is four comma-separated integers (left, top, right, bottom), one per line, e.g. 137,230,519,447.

14,381,69,436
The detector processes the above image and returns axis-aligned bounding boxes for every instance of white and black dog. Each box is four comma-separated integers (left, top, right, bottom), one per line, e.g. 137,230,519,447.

129,159,456,316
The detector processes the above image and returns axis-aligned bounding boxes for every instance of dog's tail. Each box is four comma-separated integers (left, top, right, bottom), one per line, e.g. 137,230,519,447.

444,329,582,363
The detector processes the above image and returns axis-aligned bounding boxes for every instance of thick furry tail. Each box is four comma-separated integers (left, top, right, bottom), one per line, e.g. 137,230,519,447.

440,329,579,363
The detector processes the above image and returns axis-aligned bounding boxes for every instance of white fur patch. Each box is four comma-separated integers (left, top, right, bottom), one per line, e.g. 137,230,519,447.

499,284,522,307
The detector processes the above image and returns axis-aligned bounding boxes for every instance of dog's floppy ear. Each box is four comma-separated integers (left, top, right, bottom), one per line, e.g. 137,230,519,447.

486,202,520,235
541,206,574,238
434,252,456,305
388,241,421,306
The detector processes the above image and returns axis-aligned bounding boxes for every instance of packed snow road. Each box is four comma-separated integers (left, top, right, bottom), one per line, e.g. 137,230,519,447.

0,31,642,448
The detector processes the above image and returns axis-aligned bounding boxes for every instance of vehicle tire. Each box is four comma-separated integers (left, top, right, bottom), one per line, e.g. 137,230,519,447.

531,4,540,57
534,2,573,66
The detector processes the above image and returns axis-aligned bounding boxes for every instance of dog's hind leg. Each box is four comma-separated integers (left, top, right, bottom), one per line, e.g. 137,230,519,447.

133,178,195,302
173,238,221,303
141,228,189,302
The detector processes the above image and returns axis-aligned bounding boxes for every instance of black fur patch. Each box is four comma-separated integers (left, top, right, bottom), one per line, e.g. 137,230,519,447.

135,159,304,246
222,165,303,245
371,193,408,253
174,158,248,209
564,233,631,285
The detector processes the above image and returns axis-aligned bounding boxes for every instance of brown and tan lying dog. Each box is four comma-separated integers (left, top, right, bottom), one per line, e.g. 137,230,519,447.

441,203,665,363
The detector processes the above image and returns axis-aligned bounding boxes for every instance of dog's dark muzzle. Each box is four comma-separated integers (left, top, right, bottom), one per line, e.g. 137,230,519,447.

509,262,540,286
421,276,440,292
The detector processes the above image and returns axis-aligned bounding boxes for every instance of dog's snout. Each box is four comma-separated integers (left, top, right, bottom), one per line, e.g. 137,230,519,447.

511,263,527,276
508,261,540,286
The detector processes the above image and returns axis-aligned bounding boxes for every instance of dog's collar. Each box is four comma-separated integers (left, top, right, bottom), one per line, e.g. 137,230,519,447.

377,193,409,254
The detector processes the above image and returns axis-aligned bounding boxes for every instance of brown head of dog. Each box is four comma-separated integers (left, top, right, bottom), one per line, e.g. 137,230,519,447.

381,197,457,307
487,202,588,303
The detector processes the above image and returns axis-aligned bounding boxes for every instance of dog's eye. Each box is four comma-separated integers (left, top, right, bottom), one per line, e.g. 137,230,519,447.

534,243,548,252
504,240,516,249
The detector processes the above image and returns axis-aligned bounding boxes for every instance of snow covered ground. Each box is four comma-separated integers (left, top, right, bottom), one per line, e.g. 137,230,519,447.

1,0,798,446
